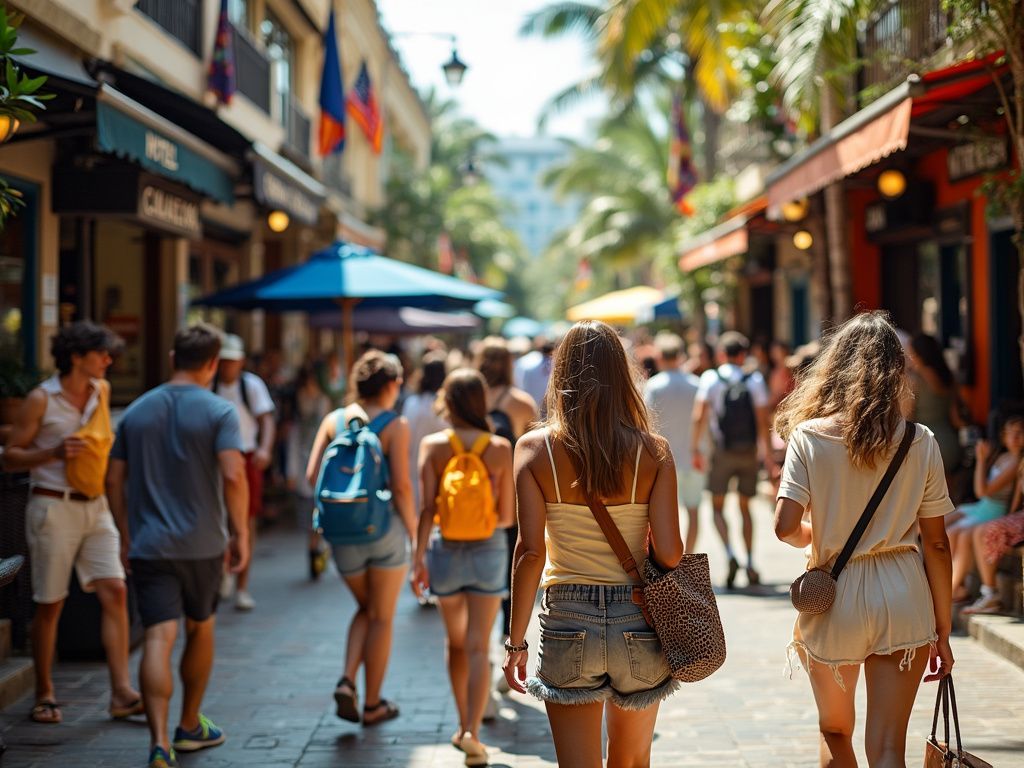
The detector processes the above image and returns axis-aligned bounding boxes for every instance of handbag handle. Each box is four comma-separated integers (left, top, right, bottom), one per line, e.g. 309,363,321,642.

830,422,916,580
929,675,963,755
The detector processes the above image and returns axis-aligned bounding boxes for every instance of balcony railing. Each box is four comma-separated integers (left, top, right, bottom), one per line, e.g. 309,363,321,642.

322,154,354,198
285,96,311,159
232,23,271,114
862,0,949,93
137,0,201,54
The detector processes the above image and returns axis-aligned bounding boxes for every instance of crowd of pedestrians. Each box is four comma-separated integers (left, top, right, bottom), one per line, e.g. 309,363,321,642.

6,310,1022,768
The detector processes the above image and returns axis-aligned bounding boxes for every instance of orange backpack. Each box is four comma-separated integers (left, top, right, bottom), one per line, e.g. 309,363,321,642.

66,380,113,498
435,429,497,541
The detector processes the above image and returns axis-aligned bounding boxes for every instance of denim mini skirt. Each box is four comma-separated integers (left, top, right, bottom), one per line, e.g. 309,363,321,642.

527,583,679,711
426,529,509,597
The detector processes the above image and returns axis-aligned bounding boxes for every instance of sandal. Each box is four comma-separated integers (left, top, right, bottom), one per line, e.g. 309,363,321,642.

30,700,62,724
109,698,145,719
333,677,359,723
361,699,399,726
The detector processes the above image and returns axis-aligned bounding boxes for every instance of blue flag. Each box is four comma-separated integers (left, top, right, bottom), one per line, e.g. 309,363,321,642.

318,10,345,156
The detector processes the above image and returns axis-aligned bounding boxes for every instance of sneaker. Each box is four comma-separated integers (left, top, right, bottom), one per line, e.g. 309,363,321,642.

725,557,740,590
173,714,226,752
218,572,235,600
235,590,255,611
147,746,178,768
962,593,1002,615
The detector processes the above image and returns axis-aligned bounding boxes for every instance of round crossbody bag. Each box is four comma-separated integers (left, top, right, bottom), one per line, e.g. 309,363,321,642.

790,422,916,615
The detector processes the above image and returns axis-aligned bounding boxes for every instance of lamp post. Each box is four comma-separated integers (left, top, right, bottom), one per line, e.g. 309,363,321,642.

390,32,469,86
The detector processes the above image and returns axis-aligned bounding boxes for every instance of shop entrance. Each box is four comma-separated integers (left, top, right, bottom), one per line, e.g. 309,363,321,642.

990,228,1024,408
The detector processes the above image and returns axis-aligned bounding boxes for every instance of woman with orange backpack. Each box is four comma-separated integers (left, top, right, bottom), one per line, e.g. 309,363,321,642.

412,369,515,766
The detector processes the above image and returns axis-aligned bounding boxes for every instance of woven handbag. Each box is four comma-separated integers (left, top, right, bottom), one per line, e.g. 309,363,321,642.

790,422,916,615
924,675,993,767
582,486,726,683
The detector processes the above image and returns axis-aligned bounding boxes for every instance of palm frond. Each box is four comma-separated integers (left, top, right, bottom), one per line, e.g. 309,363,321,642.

519,2,603,39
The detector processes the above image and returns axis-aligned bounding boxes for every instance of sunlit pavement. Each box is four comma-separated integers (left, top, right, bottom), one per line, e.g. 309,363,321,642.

2,493,1022,767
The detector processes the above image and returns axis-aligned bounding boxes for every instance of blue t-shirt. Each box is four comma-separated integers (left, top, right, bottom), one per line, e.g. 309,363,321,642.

111,383,242,560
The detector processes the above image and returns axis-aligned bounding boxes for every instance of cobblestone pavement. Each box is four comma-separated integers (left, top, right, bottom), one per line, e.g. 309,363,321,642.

2,496,1022,767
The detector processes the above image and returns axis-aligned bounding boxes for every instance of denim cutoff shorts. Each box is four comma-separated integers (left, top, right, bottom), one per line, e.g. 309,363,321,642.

331,514,409,576
426,529,509,597
527,584,679,711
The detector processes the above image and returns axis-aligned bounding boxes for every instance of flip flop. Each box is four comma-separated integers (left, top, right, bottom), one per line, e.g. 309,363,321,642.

333,677,360,723
109,698,145,719
30,700,62,724
361,699,399,726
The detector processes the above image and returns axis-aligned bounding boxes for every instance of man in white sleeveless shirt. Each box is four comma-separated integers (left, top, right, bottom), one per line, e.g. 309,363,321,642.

3,321,141,724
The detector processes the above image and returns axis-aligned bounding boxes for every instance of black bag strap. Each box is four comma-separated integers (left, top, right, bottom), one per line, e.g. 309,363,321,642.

830,422,916,579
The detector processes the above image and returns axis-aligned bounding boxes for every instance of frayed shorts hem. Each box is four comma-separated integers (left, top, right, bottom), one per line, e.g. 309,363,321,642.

525,675,679,711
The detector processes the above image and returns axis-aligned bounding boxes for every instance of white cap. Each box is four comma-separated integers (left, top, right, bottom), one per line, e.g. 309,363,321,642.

219,333,245,361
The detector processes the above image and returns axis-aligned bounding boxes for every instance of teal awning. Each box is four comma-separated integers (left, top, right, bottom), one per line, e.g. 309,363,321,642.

96,86,236,204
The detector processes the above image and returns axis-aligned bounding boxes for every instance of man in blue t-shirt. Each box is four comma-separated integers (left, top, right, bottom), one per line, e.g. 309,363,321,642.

107,324,249,768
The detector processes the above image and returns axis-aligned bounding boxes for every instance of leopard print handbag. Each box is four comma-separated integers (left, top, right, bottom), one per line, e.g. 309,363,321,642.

583,490,727,683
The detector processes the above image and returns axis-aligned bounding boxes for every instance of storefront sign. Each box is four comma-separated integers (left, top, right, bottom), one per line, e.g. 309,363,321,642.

53,167,204,240
138,185,201,239
947,137,1010,183
97,101,234,203
253,159,322,226
865,202,887,234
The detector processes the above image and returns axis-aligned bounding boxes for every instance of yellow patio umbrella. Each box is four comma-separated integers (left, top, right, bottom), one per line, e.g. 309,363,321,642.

566,286,666,325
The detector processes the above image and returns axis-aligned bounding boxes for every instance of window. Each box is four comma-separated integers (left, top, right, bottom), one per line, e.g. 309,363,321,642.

260,11,293,128
136,0,201,54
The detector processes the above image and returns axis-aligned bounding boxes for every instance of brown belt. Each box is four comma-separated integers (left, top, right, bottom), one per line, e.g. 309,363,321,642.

31,487,94,503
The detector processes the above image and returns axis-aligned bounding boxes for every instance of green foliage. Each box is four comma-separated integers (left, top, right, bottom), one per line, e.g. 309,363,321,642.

0,5,52,230
372,90,529,310
0,355,38,397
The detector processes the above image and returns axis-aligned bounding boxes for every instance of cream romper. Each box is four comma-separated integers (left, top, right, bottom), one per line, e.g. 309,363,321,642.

777,420,954,688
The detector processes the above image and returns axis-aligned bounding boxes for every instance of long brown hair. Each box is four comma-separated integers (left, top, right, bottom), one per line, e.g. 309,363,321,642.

440,368,491,433
545,321,658,498
475,336,513,388
775,311,911,469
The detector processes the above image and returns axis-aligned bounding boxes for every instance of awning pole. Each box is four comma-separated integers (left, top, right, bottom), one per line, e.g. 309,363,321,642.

340,298,358,377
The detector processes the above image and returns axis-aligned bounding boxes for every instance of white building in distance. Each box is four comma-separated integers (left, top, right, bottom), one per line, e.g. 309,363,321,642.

484,136,582,260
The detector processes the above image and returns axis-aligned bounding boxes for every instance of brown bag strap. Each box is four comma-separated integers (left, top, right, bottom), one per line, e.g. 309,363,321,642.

581,486,646,585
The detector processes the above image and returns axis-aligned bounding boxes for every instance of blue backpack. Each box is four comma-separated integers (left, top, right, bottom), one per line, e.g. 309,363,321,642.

313,410,398,545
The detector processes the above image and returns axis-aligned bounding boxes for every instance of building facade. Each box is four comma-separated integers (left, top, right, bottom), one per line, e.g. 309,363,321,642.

0,0,430,401
484,136,581,260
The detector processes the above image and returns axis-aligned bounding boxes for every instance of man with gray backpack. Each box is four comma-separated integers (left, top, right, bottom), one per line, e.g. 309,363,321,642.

691,332,774,589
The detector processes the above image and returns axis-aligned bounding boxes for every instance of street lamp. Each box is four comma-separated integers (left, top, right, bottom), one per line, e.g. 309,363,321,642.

442,48,468,86
392,32,469,86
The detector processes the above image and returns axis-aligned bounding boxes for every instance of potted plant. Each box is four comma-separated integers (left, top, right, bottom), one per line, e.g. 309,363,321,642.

0,356,38,424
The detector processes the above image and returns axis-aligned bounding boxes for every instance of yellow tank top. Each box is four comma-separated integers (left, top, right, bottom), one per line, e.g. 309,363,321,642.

540,431,650,588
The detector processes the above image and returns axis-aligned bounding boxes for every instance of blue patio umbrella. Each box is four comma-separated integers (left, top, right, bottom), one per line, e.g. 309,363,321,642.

194,241,502,367
503,316,546,339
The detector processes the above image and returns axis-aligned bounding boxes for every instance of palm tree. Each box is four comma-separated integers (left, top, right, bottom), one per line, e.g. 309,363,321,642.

520,0,749,177
762,0,881,320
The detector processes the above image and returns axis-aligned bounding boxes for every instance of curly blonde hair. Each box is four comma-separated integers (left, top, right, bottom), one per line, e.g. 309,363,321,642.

775,311,911,469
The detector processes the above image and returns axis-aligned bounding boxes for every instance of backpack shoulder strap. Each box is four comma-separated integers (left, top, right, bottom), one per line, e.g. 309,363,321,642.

470,433,491,456
238,372,252,414
447,428,466,455
368,410,398,435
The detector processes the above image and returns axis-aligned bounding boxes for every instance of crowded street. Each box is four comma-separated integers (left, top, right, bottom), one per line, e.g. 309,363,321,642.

1,501,1022,767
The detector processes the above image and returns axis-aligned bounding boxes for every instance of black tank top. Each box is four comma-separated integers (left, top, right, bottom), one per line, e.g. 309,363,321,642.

489,388,516,445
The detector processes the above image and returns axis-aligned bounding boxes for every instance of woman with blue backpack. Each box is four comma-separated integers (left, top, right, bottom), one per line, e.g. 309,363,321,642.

411,368,515,766
305,351,416,726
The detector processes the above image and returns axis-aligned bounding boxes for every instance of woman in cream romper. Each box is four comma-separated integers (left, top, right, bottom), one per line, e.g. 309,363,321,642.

774,312,954,768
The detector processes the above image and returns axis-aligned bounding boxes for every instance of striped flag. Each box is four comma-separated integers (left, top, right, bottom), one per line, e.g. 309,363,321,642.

667,94,697,216
347,61,383,154
318,10,345,156
207,0,236,105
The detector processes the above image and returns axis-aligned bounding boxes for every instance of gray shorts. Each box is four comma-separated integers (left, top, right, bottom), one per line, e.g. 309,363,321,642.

527,584,679,711
426,529,509,598
707,448,759,497
331,515,409,576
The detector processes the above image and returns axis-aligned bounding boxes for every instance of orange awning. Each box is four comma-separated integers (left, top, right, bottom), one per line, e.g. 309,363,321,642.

767,96,912,218
679,218,749,272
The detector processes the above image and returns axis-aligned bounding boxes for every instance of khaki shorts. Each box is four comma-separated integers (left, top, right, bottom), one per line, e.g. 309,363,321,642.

25,493,125,604
707,448,760,498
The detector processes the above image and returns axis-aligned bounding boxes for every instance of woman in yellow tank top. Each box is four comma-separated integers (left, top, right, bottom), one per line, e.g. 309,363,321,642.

502,321,683,768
